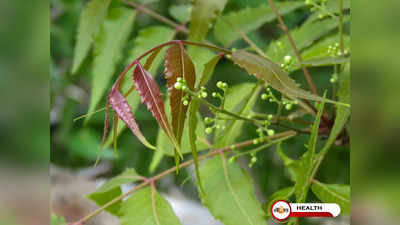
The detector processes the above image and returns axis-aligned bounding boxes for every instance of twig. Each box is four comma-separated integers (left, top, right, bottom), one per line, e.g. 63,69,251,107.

70,130,297,225
122,0,189,34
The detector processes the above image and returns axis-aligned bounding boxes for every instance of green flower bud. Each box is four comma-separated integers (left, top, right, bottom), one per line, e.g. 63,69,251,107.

177,77,183,82
201,91,208,98
205,127,213,134
285,103,293,110
261,93,268,100
212,92,218,97
174,82,182,90
204,117,213,124
182,85,188,91
267,129,275,136
284,55,292,64
251,156,257,163
222,82,228,89
182,100,189,106
217,81,224,89
253,139,259,145
305,0,312,5
267,114,274,120
229,156,236,163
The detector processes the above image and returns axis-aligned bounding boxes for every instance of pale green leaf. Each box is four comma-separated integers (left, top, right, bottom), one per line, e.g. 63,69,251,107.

149,149,165,173
311,181,350,214
231,50,347,105
301,35,350,62
198,54,223,88
265,187,294,218
105,26,175,147
266,16,350,63
277,143,296,182
199,156,267,225
189,0,227,42
87,168,142,216
51,214,66,225
188,47,216,84
301,56,349,67
214,1,303,46
156,98,208,156
71,0,112,74
169,4,192,23
120,187,182,225
214,82,260,147
86,7,136,122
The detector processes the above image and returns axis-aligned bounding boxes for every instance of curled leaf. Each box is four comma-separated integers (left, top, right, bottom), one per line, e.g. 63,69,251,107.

133,63,182,158
165,44,196,143
108,86,156,150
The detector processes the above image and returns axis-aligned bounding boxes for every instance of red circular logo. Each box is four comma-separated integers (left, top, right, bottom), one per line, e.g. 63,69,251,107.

271,200,291,222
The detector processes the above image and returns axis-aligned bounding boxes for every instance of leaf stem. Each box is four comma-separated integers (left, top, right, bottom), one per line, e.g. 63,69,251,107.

70,130,297,225
338,0,345,55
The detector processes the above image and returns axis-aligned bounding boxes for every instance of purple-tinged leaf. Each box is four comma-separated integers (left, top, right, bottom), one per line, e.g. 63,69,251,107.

165,44,196,143
133,63,182,157
109,86,156,150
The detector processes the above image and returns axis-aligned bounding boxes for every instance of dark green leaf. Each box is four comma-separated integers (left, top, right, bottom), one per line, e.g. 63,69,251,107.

71,0,112,74
214,1,303,46
120,187,182,225
86,7,136,122
311,181,350,214
199,156,267,225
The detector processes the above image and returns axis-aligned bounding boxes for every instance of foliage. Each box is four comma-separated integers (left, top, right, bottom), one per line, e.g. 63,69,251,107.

51,0,350,224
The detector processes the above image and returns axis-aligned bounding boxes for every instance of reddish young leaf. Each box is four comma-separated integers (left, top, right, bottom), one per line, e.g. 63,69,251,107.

133,63,182,157
164,44,196,143
108,86,156,150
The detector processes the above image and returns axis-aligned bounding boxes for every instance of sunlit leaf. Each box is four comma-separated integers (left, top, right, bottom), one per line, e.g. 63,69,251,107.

198,54,223,87
199,156,267,225
71,0,112,74
87,168,142,216
301,56,349,67
51,214,67,225
214,1,303,46
231,50,347,105
86,7,135,122
311,181,350,214
301,35,350,62
169,4,192,23
120,187,182,225
105,26,175,147
189,0,227,42
133,64,182,156
165,44,196,143
188,47,216,84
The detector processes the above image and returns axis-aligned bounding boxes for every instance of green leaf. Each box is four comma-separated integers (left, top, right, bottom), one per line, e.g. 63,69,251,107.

156,98,208,156
266,16,350,63
214,1,303,46
199,156,267,225
120,187,182,225
231,50,347,105
277,143,296,182
51,214,66,225
105,26,175,147
169,4,192,23
86,7,136,122
189,0,227,42
68,128,114,160
198,54,223,88
149,147,165,173
214,82,260,147
87,168,142,216
301,56,349,67
71,0,112,74
311,181,350,214
301,35,350,62
264,187,294,218
188,47,216,84
293,97,325,203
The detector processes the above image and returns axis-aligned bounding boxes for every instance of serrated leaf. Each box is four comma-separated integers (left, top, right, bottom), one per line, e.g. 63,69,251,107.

87,168,141,216
165,44,196,143
199,156,267,225
133,64,182,156
214,82,260,147
311,181,350,214
301,35,350,62
109,87,155,150
293,98,325,203
51,214,67,225
71,0,112,74
188,47,216,84
306,0,350,23
214,1,303,46
301,56,349,67
105,26,175,147
86,7,135,122
189,0,227,42
120,187,182,225
169,4,192,23
198,54,223,87
231,50,347,105
266,16,350,63
156,98,208,156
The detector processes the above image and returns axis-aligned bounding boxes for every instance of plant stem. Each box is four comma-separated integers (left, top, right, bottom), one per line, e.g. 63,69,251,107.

266,0,330,123
71,130,297,225
122,0,189,34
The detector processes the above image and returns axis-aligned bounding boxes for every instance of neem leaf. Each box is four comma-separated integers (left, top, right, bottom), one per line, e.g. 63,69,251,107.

133,64,182,157
199,156,267,225
165,44,196,143
311,181,350,214
71,0,112,74
264,187,294,218
51,214,67,225
214,1,303,46
189,0,227,42
231,50,347,106
169,4,192,24
120,187,182,225
105,26,175,147
198,54,223,88
86,7,135,122
109,87,156,150
88,168,143,216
